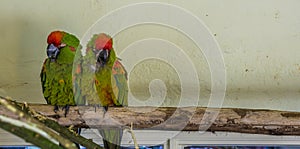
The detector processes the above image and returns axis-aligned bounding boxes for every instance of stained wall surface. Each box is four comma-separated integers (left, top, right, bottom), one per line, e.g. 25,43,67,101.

0,0,300,111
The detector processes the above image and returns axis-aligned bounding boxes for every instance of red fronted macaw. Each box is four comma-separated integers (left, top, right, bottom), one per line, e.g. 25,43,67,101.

76,33,128,149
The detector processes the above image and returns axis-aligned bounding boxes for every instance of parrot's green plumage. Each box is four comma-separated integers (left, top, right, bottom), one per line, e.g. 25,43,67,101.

75,33,128,149
41,31,80,106
74,43,100,106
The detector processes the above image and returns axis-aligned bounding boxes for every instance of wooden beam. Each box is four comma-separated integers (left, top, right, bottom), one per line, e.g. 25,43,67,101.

3,104,299,135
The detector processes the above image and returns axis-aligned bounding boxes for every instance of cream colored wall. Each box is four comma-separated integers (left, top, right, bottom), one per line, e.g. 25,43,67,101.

0,0,300,111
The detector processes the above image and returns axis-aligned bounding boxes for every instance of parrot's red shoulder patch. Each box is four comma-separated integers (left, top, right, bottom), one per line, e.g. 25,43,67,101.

112,60,126,75
47,31,64,47
95,33,113,50
69,46,76,51
75,64,81,74
95,78,99,85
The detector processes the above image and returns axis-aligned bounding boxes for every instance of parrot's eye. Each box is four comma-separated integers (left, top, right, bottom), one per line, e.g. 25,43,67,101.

98,50,108,62
96,49,109,66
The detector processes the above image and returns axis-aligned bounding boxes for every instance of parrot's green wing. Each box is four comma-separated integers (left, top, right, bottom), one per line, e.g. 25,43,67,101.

73,53,85,105
40,59,51,103
76,49,100,105
79,35,102,105
112,59,128,106
94,49,129,107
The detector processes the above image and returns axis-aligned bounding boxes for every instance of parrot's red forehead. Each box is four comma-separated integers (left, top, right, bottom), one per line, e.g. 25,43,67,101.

47,31,64,47
95,33,113,50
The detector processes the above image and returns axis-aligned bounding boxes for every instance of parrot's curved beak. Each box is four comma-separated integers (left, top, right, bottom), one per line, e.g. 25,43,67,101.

47,44,60,62
96,49,109,67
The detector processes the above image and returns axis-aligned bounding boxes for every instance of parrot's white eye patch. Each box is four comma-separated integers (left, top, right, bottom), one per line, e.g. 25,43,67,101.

95,49,103,58
58,43,66,48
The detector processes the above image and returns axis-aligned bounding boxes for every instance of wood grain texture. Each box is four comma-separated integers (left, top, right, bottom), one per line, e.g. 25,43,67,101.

2,104,300,135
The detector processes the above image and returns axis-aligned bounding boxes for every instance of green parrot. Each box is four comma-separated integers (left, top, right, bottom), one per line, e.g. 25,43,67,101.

40,30,80,111
75,33,128,149
40,31,81,147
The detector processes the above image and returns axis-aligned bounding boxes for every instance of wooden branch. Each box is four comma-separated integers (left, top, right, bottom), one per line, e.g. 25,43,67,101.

0,96,104,149
4,104,299,136
0,120,63,149
0,96,103,149
40,117,103,149
0,97,77,149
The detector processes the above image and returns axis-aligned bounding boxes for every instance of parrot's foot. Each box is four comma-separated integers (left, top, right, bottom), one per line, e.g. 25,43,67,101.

102,106,108,117
104,106,108,112
62,105,70,117
91,105,107,117
93,104,101,112
77,128,82,135
54,105,59,113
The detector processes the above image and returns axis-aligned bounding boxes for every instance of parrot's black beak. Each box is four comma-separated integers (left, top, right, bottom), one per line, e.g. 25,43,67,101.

96,49,109,67
47,44,60,62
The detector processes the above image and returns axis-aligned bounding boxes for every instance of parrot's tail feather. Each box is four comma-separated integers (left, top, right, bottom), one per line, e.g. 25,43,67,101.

98,128,123,149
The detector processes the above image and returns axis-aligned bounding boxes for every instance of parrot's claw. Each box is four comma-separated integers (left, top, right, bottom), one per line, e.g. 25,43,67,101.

54,105,59,113
103,106,108,116
77,128,82,135
100,106,108,117
62,105,70,117
104,106,108,112
93,104,98,112
93,104,101,112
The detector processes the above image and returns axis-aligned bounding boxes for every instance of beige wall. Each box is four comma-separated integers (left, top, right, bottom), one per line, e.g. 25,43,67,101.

0,0,300,111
